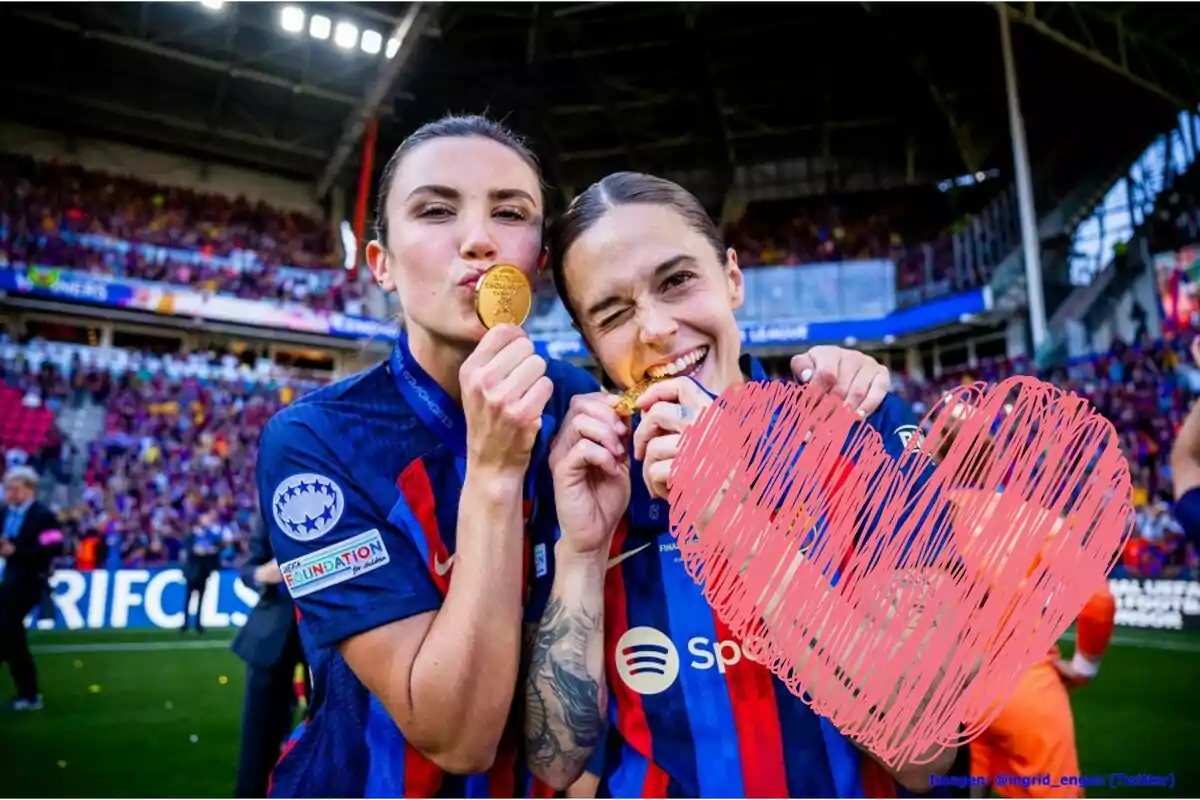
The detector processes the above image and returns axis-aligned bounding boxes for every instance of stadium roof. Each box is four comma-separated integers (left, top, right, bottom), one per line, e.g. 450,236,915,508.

2,1,1197,208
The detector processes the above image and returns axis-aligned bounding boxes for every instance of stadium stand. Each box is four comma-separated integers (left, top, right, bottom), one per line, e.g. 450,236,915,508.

724,179,1013,296
0,153,371,316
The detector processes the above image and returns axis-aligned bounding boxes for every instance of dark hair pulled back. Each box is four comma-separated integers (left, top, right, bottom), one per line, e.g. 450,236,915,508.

373,114,543,247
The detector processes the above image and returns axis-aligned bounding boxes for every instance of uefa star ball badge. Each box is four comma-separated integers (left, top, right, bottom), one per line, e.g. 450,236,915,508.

273,473,345,542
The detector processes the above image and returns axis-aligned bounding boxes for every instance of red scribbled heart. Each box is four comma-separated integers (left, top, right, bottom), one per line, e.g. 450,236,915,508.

667,376,1134,769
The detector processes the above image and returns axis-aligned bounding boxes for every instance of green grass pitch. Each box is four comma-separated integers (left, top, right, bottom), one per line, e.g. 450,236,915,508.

1,628,1196,798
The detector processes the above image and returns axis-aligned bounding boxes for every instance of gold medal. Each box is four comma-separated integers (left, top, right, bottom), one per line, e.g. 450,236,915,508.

614,375,669,417
474,264,533,329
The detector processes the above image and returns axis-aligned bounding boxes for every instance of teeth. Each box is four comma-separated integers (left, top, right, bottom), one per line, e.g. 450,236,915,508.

648,347,708,379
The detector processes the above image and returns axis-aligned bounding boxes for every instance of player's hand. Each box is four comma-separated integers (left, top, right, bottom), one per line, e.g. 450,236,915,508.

791,346,890,417
254,559,283,586
0,539,14,558
461,324,554,476
633,378,714,501
1190,336,1200,370
550,393,631,557
1052,658,1092,691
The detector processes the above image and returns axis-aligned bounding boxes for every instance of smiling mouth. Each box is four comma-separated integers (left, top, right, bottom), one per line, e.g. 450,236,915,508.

644,346,709,381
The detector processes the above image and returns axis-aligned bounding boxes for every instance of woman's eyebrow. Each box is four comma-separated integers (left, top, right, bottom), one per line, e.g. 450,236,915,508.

404,185,536,205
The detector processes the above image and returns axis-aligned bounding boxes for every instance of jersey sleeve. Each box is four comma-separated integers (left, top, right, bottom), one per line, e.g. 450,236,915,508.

257,408,443,649
1174,486,1200,547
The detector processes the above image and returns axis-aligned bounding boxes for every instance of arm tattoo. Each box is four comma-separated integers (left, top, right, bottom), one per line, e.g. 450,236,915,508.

525,595,605,780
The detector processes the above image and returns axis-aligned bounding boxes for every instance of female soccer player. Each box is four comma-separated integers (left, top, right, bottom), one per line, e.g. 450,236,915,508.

524,171,961,798
259,117,890,798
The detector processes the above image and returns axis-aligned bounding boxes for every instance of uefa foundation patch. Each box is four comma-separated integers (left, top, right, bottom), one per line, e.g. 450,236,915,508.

281,529,390,598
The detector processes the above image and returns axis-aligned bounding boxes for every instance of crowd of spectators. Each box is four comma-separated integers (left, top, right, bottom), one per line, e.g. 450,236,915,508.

0,151,1024,328
0,154,371,315
1,340,321,572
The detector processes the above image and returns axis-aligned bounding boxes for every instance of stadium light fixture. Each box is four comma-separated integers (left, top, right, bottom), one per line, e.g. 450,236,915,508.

361,29,383,56
280,6,305,34
334,21,359,50
310,14,332,41
385,37,400,59
200,0,225,10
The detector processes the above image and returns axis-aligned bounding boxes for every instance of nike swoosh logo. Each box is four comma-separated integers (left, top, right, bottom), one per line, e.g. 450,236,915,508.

434,554,454,577
607,543,651,570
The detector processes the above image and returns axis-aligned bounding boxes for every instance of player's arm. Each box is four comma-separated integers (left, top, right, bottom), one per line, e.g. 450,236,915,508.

525,558,609,789
260,412,522,775
565,772,601,798
524,392,626,790
1054,584,1116,688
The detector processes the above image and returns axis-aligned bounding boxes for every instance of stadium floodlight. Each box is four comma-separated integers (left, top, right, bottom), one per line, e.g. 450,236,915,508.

200,0,225,10
361,29,383,55
280,6,305,34
334,21,358,50
310,14,332,41
385,37,400,59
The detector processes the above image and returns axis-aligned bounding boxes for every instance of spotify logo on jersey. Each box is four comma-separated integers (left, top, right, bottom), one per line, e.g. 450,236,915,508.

614,627,680,695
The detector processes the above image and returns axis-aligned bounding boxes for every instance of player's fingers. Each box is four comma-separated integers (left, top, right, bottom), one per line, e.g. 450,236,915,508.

844,366,879,418
568,438,621,478
635,377,711,415
467,323,526,367
465,333,535,394
633,403,688,462
830,356,864,405
643,433,680,470
511,375,554,423
495,352,548,401
644,457,674,500
573,414,627,460
858,370,891,418
790,353,815,384
569,393,628,436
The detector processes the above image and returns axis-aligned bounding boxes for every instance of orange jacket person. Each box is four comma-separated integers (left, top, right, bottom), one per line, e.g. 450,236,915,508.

969,585,1117,798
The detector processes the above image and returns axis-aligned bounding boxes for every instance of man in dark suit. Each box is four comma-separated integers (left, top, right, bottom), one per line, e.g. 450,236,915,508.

0,466,63,711
231,514,304,798
180,512,223,634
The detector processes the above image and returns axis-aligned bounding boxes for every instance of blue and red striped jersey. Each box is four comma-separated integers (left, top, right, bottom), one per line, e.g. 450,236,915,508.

534,358,956,798
258,339,598,799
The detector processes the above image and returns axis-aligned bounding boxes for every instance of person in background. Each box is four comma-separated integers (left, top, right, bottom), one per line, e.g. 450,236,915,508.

968,585,1117,799
180,510,223,634
0,466,63,711
232,514,303,798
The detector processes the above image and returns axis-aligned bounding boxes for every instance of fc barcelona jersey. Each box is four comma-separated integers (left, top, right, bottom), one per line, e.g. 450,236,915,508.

535,357,956,798
258,340,598,798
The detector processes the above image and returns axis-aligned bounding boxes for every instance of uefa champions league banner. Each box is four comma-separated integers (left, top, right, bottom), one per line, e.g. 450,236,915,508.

24,569,258,631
